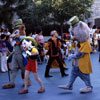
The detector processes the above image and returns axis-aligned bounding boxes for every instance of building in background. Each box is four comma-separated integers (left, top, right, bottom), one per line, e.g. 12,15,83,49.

88,0,100,27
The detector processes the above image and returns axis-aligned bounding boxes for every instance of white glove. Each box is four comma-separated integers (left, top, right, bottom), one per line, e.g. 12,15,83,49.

67,54,76,61
26,50,32,56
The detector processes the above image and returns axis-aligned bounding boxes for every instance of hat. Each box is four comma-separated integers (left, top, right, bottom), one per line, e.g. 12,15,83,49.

68,16,79,27
13,19,23,29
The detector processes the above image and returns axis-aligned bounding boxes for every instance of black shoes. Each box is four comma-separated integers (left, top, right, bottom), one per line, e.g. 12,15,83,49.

45,75,53,78
62,73,69,77
45,73,68,78
64,68,68,70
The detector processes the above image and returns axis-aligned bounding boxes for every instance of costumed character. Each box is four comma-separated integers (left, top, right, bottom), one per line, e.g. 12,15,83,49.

18,39,45,94
44,30,68,78
2,19,31,89
59,16,93,93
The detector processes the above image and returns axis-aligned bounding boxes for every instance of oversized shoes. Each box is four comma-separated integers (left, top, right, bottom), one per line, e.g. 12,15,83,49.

2,83,15,89
18,88,45,94
18,89,28,94
38,88,45,93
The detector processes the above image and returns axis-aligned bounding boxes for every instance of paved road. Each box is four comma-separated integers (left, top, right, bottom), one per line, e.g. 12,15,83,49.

0,52,100,100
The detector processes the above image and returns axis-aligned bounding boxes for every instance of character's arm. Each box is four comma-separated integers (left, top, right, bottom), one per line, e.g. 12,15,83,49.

68,52,85,61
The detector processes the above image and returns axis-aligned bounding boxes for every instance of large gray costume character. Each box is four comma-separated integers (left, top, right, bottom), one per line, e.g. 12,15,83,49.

2,19,31,89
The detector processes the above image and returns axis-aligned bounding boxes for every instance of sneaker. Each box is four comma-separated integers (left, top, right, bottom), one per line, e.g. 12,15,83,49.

18,89,28,94
80,87,92,93
58,85,72,90
94,50,97,52
38,88,45,93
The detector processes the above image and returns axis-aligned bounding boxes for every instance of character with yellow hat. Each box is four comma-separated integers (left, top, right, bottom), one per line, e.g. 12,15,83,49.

18,39,45,94
59,16,93,93
2,19,31,90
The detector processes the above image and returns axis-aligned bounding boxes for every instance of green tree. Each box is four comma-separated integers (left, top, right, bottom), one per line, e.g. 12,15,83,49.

0,0,93,34
41,0,93,33
0,0,27,29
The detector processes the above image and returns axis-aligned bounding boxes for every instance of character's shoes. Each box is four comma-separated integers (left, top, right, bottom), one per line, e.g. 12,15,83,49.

18,89,28,94
64,68,68,70
58,85,72,90
94,50,97,52
2,83,15,89
62,73,69,77
45,75,53,78
80,87,92,93
38,88,45,93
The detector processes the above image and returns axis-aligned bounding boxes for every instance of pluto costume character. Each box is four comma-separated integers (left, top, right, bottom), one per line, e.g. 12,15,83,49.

59,16,93,93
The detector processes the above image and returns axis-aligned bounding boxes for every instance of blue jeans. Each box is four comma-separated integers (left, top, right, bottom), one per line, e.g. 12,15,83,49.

68,66,92,88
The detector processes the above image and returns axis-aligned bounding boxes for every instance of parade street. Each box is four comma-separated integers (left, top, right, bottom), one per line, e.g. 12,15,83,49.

0,52,100,100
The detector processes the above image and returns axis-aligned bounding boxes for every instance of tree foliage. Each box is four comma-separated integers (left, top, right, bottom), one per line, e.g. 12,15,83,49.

0,0,93,34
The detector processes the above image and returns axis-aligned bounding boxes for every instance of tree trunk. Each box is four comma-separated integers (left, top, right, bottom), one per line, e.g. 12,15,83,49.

60,23,63,37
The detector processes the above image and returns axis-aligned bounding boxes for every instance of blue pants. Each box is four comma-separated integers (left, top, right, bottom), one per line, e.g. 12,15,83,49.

68,66,92,88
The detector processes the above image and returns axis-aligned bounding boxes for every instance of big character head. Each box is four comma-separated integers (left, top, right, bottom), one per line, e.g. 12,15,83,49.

21,39,33,50
69,16,90,43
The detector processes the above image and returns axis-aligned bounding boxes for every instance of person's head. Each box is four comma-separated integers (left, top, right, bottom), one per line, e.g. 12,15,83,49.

28,32,32,37
88,22,92,28
50,30,58,38
1,34,6,40
36,28,42,35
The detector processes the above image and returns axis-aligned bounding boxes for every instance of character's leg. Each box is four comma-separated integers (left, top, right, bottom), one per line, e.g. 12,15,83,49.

17,55,25,80
10,69,18,84
24,70,30,89
33,72,45,93
19,56,31,86
58,67,78,89
56,57,68,77
79,70,92,93
2,68,18,89
79,72,92,87
18,70,30,94
45,57,54,77
67,67,78,87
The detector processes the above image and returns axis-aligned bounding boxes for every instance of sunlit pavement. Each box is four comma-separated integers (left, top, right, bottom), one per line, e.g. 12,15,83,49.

0,52,100,100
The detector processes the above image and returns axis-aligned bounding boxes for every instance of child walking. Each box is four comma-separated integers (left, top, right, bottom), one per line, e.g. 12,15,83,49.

19,41,45,94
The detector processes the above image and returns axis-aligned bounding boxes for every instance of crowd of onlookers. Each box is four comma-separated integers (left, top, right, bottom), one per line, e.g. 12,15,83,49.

88,24,100,52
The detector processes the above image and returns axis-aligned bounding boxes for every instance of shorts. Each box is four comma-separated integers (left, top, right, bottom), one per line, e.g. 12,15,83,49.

26,60,38,73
